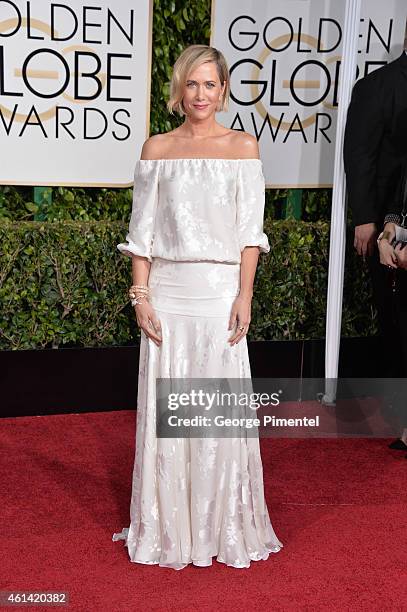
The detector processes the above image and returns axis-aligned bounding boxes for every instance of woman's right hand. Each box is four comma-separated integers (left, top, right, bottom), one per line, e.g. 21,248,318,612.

378,239,398,268
134,300,162,346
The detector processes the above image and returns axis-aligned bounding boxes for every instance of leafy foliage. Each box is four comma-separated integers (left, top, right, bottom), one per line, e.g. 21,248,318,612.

0,221,136,349
0,220,376,350
252,219,376,340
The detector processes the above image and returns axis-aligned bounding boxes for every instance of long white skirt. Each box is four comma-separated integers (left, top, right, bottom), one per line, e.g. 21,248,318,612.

112,257,283,570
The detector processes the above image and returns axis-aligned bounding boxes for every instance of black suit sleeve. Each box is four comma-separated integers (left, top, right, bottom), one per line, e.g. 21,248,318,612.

385,176,402,218
343,76,385,226
385,162,407,217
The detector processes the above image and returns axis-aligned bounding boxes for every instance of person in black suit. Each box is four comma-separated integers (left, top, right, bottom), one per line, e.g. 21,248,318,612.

344,48,407,454
377,158,407,456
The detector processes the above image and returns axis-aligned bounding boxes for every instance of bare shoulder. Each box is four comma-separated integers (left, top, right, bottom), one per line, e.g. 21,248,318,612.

140,133,173,160
230,130,260,159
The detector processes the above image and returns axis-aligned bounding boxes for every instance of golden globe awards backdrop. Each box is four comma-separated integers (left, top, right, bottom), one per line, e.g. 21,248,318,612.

211,0,407,187
0,0,152,186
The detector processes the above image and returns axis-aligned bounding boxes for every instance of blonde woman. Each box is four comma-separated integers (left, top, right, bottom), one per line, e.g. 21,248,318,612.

112,45,283,570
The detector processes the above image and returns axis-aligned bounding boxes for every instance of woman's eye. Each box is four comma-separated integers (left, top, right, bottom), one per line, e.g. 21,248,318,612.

186,82,216,88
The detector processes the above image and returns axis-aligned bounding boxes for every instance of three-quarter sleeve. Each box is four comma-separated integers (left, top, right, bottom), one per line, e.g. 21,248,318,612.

117,160,160,262
236,160,270,254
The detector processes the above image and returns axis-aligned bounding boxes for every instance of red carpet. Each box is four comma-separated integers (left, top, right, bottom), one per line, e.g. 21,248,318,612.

1,411,406,612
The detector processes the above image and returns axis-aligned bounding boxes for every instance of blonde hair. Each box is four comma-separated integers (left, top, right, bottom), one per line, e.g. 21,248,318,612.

167,45,230,116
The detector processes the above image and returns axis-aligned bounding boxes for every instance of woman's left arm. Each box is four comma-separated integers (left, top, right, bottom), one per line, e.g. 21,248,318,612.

228,246,259,345
229,133,268,345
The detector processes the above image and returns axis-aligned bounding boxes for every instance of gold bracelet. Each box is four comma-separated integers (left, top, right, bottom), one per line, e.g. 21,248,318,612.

377,230,393,243
129,285,149,299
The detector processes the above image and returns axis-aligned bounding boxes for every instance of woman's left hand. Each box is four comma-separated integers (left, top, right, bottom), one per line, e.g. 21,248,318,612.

394,243,407,269
228,294,252,345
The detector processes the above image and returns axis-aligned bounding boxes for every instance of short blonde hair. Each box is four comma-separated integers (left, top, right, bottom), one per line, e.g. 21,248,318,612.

167,45,230,116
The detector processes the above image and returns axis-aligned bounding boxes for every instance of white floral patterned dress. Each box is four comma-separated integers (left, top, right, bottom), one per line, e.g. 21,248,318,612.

112,158,283,570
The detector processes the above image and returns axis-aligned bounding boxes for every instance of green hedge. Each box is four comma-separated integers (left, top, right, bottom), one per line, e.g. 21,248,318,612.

0,220,375,350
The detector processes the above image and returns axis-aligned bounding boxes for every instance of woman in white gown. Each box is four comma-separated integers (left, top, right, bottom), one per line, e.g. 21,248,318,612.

112,45,283,570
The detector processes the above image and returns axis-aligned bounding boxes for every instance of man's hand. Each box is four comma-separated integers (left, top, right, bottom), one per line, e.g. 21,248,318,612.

354,223,377,257
378,239,397,268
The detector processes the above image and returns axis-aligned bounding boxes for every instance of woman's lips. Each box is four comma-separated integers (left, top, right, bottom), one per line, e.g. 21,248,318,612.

193,104,209,109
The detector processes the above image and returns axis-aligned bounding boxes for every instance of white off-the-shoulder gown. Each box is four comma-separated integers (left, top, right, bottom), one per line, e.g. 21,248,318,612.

112,158,283,570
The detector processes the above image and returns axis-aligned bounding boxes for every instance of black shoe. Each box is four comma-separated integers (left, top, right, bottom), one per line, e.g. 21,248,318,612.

388,439,407,450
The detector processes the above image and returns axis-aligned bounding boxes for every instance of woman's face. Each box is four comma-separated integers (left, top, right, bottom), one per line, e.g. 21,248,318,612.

181,61,225,119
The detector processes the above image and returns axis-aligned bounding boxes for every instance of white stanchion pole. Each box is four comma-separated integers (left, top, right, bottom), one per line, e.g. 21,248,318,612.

322,0,362,405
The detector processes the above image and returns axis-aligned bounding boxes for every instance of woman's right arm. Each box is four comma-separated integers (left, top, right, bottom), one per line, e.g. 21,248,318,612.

131,255,162,347
130,137,165,346
120,136,165,346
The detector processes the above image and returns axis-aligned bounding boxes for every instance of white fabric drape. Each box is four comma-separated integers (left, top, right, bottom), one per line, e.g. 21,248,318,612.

323,0,362,403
